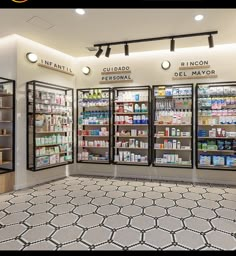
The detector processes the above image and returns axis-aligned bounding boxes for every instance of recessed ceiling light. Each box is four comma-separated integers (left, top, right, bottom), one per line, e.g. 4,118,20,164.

194,14,204,21
75,9,85,15
26,52,38,63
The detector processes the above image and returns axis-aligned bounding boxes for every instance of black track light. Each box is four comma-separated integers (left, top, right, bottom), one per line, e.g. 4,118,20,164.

95,47,103,58
208,34,214,48
105,45,111,58
170,38,175,52
125,44,129,56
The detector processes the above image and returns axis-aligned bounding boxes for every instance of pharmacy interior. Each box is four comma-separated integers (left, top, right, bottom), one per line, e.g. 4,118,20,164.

1,34,236,193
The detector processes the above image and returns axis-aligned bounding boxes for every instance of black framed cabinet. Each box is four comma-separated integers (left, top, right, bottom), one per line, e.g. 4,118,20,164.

26,80,74,171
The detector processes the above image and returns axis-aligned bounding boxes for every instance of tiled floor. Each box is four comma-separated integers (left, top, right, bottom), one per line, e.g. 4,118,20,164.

0,175,236,250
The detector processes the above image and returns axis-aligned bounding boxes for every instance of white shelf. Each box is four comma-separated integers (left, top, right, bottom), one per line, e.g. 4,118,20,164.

78,160,109,163
36,131,71,134
198,137,236,139
0,148,12,151
115,101,148,103
78,135,109,137
36,143,71,147
116,135,148,138
155,148,191,151
198,124,236,126
198,149,235,153
114,112,148,115
115,124,148,126
154,163,192,167
80,146,108,149
81,124,109,126
114,161,148,165
155,136,192,139
36,151,73,157
115,147,148,150
155,123,191,126
198,164,236,169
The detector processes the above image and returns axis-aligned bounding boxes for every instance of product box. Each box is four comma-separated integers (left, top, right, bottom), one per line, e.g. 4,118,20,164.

213,155,225,166
181,132,191,137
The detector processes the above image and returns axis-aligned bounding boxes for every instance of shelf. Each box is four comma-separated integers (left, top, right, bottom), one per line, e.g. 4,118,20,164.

115,124,148,126
115,135,148,138
0,121,12,123
198,137,236,139
155,136,192,139
198,149,235,153
36,161,71,170
36,143,71,147
36,151,73,157
78,160,109,163
0,148,12,151
28,112,71,115
155,148,191,151
0,94,13,97
79,146,108,149
198,124,236,126
114,161,148,165
0,161,12,165
0,107,12,109
81,124,109,126
198,164,236,169
155,95,191,99
115,147,148,150
154,124,191,126
36,131,72,134
0,134,11,137
154,163,192,167
115,101,149,103
29,101,72,108
114,112,148,115
79,99,109,102
78,135,109,137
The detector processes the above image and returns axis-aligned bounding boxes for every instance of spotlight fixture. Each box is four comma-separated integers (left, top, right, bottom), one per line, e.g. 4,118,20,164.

26,52,38,63
124,43,129,56
208,34,214,48
194,14,204,21
170,38,175,52
93,30,218,57
82,66,91,75
95,47,103,58
75,9,85,15
105,45,111,58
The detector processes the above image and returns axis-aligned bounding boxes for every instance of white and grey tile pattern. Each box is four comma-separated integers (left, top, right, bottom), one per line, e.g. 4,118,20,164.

0,175,236,250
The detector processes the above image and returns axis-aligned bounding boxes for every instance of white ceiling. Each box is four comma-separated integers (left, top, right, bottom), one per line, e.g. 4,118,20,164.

0,9,236,57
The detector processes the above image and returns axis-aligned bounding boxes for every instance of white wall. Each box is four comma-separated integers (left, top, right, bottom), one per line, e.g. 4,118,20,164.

14,35,76,190
74,44,236,185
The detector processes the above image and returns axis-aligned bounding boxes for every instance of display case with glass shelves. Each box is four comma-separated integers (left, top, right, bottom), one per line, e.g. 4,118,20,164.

77,88,111,164
113,86,151,166
152,84,193,168
196,82,236,170
26,80,74,171
0,77,15,174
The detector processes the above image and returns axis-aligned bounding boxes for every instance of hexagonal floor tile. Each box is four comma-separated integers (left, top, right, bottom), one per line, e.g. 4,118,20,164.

203,193,223,201
211,218,236,233
87,191,105,199
73,204,97,216
0,211,6,219
0,239,24,250
84,185,101,192
131,215,155,230
29,195,52,204
96,180,112,186
144,191,162,200
32,189,52,197
0,201,10,211
13,189,34,196
50,184,67,191
125,191,143,199
153,186,170,193
81,180,96,186
135,186,152,193
171,187,188,193
25,212,54,227
135,198,153,207
198,199,220,210
121,205,142,217
206,230,236,250
50,204,74,215
28,203,53,214
183,192,202,201
215,208,236,221
222,193,236,202
164,192,182,200
101,185,117,192
104,215,129,229
23,240,56,250
5,202,31,214
77,213,103,228
176,199,197,209
128,181,144,187
34,183,52,190
144,206,166,218
219,200,236,210
206,187,225,195
175,229,205,249
97,205,119,216
52,225,83,244
112,180,128,186
118,186,135,192
129,244,156,250
192,207,216,220
82,226,111,245
92,197,111,206
155,198,175,208
0,194,14,203
51,213,78,227
113,227,141,247
187,187,206,194
158,216,183,231
66,185,84,191
69,190,87,198
165,245,188,250
160,181,176,188
10,195,33,204
225,188,236,195
145,228,173,248
0,224,26,242
50,190,69,197
106,191,124,199
64,179,81,186
0,212,29,226
21,225,54,243
59,241,89,250
70,196,91,206
113,197,132,207
94,242,121,250
184,217,212,232
50,196,71,205
168,206,191,219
